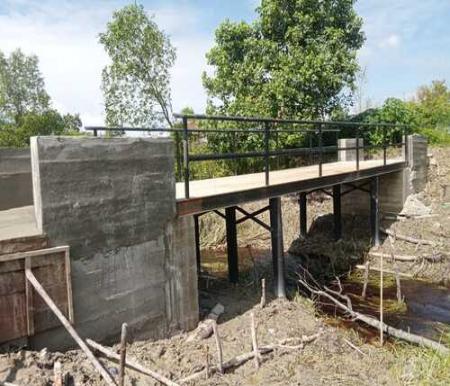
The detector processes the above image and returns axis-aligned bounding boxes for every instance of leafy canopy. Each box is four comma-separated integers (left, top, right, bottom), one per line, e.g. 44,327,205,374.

0,48,82,147
99,3,176,128
203,0,365,119
0,49,50,123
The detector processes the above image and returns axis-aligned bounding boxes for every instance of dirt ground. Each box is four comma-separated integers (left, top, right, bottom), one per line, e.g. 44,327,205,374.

1,146,449,386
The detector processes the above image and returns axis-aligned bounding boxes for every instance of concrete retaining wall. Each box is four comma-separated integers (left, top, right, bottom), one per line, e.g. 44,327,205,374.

0,148,33,210
30,137,198,349
341,135,427,217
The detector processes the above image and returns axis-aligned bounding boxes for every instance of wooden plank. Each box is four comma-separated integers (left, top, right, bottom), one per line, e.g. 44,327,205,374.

25,257,34,336
25,268,117,386
177,161,406,216
0,292,27,342
0,246,69,263
65,248,74,323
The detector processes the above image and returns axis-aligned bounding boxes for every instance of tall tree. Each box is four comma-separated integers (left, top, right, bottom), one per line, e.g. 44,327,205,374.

99,3,176,128
0,49,50,123
203,0,364,119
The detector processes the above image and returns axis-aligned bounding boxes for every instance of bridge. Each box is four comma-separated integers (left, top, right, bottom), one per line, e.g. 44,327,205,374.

1,114,425,349
88,114,411,298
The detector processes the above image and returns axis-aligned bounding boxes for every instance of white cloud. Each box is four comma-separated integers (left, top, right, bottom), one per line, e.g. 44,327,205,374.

0,0,211,126
378,34,401,49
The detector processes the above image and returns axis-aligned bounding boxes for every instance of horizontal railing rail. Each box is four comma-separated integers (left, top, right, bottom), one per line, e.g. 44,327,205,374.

85,114,409,199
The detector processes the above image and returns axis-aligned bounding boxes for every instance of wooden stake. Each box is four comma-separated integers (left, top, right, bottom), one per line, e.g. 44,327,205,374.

362,261,370,299
118,323,128,386
24,268,116,386
54,360,63,386
86,339,179,386
260,278,266,308
212,320,223,374
250,312,260,369
379,254,384,346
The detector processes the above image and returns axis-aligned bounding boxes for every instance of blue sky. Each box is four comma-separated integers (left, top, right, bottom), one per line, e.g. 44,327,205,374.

0,0,449,125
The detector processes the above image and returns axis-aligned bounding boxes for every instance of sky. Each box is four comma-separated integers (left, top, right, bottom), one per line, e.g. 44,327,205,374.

0,0,449,126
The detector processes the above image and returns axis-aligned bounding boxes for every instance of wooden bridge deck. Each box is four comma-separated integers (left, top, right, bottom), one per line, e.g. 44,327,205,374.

176,158,405,215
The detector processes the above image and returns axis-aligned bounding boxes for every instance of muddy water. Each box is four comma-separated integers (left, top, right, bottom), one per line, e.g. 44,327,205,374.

201,248,450,344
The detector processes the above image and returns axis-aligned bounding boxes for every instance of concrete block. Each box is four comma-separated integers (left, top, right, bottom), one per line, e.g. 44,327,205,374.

29,136,198,349
338,138,364,162
0,148,33,210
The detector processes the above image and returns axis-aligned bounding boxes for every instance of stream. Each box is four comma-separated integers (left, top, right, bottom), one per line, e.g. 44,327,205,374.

201,248,450,344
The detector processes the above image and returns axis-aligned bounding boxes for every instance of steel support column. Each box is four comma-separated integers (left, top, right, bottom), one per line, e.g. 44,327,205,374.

225,206,239,283
299,192,307,239
269,197,286,298
370,177,380,247
194,214,201,274
333,184,342,240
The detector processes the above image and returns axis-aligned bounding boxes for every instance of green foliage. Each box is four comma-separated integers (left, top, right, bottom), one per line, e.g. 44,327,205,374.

203,0,364,119
202,0,364,174
0,110,82,147
0,49,82,148
99,3,176,128
0,49,50,123
352,80,450,146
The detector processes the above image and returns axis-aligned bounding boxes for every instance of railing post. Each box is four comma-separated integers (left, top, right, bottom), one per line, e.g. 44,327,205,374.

264,121,270,186
318,124,323,177
404,126,409,166
355,127,360,171
182,116,190,199
194,214,201,274
93,129,98,137
383,126,387,166
309,133,313,165
175,130,182,181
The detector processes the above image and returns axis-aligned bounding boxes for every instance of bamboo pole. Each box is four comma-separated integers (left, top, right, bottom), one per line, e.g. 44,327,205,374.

118,323,128,386
260,278,266,308
24,268,116,386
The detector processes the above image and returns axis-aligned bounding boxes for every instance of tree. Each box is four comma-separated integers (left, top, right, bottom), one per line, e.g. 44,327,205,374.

203,0,364,120
0,49,50,123
99,3,176,128
414,80,450,130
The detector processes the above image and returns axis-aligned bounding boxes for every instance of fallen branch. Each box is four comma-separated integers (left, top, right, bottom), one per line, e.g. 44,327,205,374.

250,312,260,369
86,339,179,386
118,323,128,386
186,303,224,342
25,269,116,386
342,338,366,356
355,264,413,278
380,228,434,246
298,278,449,354
362,261,370,299
369,251,443,262
177,332,321,384
54,361,63,386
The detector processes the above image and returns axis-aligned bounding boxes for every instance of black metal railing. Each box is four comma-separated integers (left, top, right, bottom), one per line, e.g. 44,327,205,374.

86,114,409,199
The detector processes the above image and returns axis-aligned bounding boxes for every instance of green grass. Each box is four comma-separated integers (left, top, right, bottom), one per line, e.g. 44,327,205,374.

391,343,450,385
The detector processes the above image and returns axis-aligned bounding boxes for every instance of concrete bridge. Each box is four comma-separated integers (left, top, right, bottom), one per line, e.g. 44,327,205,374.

0,115,427,349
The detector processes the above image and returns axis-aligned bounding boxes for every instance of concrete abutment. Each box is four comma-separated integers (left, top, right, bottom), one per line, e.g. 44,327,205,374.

29,136,198,349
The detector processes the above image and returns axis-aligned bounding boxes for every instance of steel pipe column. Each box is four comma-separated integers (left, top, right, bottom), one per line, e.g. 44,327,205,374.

269,197,286,298
333,184,342,240
370,177,380,246
225,206,239,283
299,192,307,239
194,214,201,274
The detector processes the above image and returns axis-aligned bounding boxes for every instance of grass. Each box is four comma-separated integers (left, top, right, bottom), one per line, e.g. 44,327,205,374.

391,343,450,385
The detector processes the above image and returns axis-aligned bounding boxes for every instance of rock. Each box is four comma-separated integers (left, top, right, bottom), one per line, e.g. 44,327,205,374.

400,194,432,217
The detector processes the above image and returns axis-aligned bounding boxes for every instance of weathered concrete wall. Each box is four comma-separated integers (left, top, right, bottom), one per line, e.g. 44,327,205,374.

30,137,198,349
0,148,33,210
341,135,427,217
406,134,428,194
338,138,364,162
